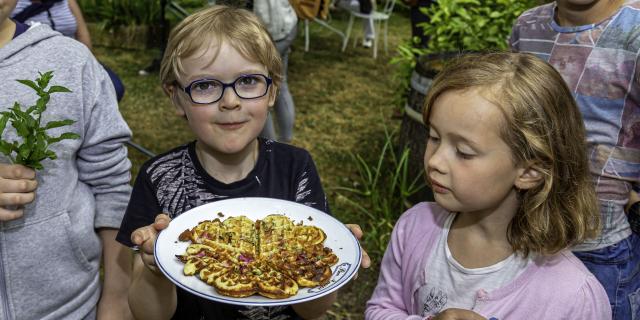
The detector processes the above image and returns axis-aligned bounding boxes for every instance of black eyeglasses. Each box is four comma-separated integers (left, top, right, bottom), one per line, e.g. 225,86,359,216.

179,74,273,105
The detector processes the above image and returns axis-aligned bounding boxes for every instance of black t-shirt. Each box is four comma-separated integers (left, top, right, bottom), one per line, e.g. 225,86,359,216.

117,138,330,320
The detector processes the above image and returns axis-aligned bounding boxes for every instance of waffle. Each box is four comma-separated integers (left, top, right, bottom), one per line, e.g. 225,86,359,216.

176,214,338,299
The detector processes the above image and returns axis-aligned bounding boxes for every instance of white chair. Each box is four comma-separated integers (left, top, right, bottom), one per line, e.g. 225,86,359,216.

341,0,396,59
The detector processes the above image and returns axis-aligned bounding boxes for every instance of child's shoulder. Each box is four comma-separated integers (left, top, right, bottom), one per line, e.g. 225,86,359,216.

395,202,449,234
530,251,604,296
139,142,192,173
262,138,312,160
514,2,554,25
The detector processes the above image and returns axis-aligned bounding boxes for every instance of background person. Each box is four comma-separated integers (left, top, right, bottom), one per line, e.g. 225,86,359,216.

0,1,133,318
254,0,297,143
12,0,126,101
510,1,640,319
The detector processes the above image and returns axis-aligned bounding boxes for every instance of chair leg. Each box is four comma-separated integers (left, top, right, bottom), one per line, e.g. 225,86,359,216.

384,20,388,55
342,14,354,52
373,20,379,59
304,20,310,52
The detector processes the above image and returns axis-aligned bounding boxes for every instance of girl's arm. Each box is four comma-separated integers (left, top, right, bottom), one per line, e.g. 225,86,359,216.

97,229,134,320
365,216,423,320
68,0,93,50
128,215,178,320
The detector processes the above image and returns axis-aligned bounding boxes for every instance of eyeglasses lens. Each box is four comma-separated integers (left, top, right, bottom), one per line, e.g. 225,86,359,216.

189,75,269,104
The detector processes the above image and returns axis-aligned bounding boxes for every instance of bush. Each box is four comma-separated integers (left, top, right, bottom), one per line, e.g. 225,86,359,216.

334,128,426,259
78,0,207,30
419,0,538,54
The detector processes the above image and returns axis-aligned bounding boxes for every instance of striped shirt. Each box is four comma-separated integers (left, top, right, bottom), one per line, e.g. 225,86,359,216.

510,1,640,250
12,0,77,38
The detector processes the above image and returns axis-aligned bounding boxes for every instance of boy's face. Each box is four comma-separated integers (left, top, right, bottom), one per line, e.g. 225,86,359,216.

167,40,275,156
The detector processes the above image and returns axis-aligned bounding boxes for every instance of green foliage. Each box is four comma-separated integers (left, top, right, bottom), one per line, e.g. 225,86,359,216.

0,72,79,170
334,128,426,259
78,0,207,30
419,0,537,54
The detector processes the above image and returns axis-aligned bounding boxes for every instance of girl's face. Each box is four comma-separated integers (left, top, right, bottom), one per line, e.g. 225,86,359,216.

167,40,275,156
424,89,525,215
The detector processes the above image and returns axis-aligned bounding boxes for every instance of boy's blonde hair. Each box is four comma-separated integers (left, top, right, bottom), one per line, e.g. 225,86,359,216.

423,52,600,256
159,5,282,89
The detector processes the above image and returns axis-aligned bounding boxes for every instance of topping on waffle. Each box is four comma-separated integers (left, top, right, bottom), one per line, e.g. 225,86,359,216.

176,214,338,299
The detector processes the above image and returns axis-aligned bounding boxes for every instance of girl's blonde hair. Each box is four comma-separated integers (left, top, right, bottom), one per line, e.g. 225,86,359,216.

159,5,282,88
423,52,600,256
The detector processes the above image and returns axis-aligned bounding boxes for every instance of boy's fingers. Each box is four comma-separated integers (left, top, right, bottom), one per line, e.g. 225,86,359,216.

346,224,363,239
0,192,36,206
360,249,371,269
0,207,25,222
0,178,38,193
131,225,156,246
0,164,36,180
153,213,171,230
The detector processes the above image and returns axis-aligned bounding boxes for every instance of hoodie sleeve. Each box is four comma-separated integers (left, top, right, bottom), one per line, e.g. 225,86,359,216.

76,53,132,229
365,213,425,320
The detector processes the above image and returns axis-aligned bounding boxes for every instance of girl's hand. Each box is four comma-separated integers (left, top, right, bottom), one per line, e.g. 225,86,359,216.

0,164,37,221
429,308,487,320
346,224,371,269
131,214,171,273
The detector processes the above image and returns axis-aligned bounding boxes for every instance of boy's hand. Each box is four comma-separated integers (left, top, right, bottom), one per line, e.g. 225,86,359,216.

131,214,171,273
346,224,371,269
0,164,37,221
429,308,487,320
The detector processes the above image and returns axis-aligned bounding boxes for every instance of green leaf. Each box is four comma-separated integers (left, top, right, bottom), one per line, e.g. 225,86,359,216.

48,85,72,94
37,71,54,89
0,141,12,156
18,143,31,159
16,79,40,92
48,132,80,144
44,119,76,130
0,114,8,135
45,150,57,160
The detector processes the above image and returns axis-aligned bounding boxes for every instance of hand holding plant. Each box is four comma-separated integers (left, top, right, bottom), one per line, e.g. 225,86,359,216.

0,71,80,170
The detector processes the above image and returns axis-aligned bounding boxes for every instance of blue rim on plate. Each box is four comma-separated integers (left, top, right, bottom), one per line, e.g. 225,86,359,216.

154,197,362,306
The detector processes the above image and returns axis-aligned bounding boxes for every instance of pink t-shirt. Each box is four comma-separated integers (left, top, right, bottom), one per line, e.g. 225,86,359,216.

365,202,612,320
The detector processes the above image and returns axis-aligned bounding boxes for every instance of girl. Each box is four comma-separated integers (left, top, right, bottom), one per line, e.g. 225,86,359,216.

365,52,611,320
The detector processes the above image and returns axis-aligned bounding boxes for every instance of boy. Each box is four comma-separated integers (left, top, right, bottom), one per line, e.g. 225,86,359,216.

0,1,133,319
116,5,368,319
510,1,640,319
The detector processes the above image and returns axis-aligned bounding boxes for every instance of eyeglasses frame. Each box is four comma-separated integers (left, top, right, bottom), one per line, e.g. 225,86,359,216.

178,74,273,105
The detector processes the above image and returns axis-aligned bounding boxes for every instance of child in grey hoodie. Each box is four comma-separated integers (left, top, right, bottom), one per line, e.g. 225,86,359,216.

0,1,133,319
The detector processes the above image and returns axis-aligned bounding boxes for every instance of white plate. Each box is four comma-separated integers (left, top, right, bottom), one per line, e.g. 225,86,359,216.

155,197,362,306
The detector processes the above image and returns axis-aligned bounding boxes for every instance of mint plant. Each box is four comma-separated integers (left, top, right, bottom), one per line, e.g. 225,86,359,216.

0,71,80,170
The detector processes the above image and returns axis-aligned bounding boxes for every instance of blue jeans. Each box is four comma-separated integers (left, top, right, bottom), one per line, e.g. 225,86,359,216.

574,233,640,320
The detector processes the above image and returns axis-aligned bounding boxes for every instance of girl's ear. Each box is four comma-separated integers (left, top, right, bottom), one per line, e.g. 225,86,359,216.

163,83,186,116
515,165,544,190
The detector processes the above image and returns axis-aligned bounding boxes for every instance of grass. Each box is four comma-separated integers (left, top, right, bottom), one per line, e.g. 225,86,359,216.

94,7,417,319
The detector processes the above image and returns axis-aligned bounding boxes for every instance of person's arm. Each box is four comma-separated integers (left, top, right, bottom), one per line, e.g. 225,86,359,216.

292,292,338,319
128,214,177,320
97,228,134,320
429,309,486,320
0,164,37,221
68,0,92,50
365,215,422,320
